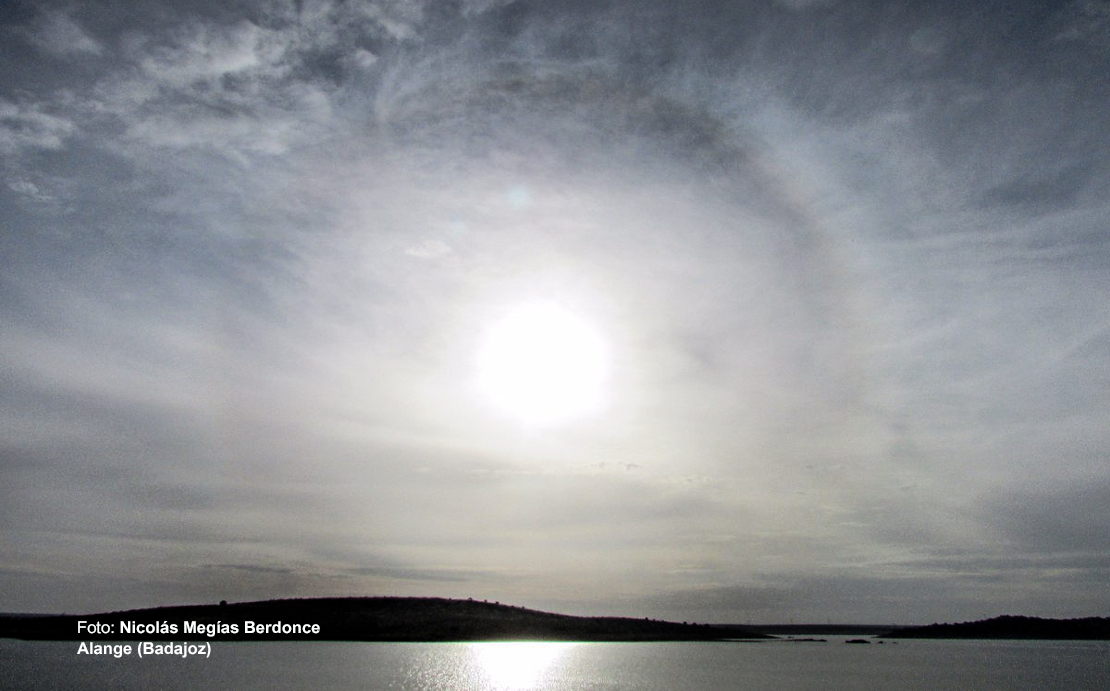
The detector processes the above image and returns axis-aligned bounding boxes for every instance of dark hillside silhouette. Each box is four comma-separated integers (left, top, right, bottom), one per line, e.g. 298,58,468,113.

0,597,770,642
882,615,1110,640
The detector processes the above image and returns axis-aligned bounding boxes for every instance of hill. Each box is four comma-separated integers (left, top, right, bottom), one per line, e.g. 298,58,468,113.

882,615,1110,640
0,597,770,642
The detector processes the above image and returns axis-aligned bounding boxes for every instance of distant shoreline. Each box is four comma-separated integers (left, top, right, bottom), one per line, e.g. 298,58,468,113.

740,624,903,636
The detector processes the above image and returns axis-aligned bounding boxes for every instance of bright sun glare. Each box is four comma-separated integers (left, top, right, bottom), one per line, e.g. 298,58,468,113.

475,302,609,426
470,642,575,689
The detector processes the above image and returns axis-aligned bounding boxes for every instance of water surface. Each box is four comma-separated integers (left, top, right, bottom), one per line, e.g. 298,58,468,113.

3,637,1108,689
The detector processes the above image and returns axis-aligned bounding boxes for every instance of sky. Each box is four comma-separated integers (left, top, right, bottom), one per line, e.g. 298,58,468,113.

1,0,1108,625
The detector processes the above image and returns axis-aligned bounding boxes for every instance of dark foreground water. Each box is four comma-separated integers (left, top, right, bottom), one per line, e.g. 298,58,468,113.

3,637,1108,690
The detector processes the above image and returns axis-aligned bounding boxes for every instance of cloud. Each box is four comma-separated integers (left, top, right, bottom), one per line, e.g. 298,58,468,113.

405,239,454,259
7,179,54,202
26,9,103,57
0,98,75,154
632,563,1110,625
344,565,473,583
982,479,1110,555
94,20,328,156
138,21,270,85
980,164,1096,211
773,0,836,10
1054,0,1110,50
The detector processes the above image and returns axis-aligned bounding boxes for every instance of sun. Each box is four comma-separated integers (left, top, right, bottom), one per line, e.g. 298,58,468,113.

475,301,609,426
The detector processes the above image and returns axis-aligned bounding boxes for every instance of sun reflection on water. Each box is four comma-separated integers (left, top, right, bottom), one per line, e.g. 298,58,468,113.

469,642,576,690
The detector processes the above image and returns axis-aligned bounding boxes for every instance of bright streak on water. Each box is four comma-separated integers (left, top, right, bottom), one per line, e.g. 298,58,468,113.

469,642,577,690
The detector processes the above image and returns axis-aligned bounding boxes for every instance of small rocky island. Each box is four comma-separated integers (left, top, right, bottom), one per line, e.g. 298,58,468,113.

882,615,1110,640
0,597,771,642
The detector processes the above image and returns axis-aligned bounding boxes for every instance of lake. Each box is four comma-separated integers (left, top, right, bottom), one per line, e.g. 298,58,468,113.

2,637,1108,689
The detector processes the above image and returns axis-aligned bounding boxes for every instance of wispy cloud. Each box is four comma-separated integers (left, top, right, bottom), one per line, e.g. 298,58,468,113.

0,98,75,154
26,9,104,57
